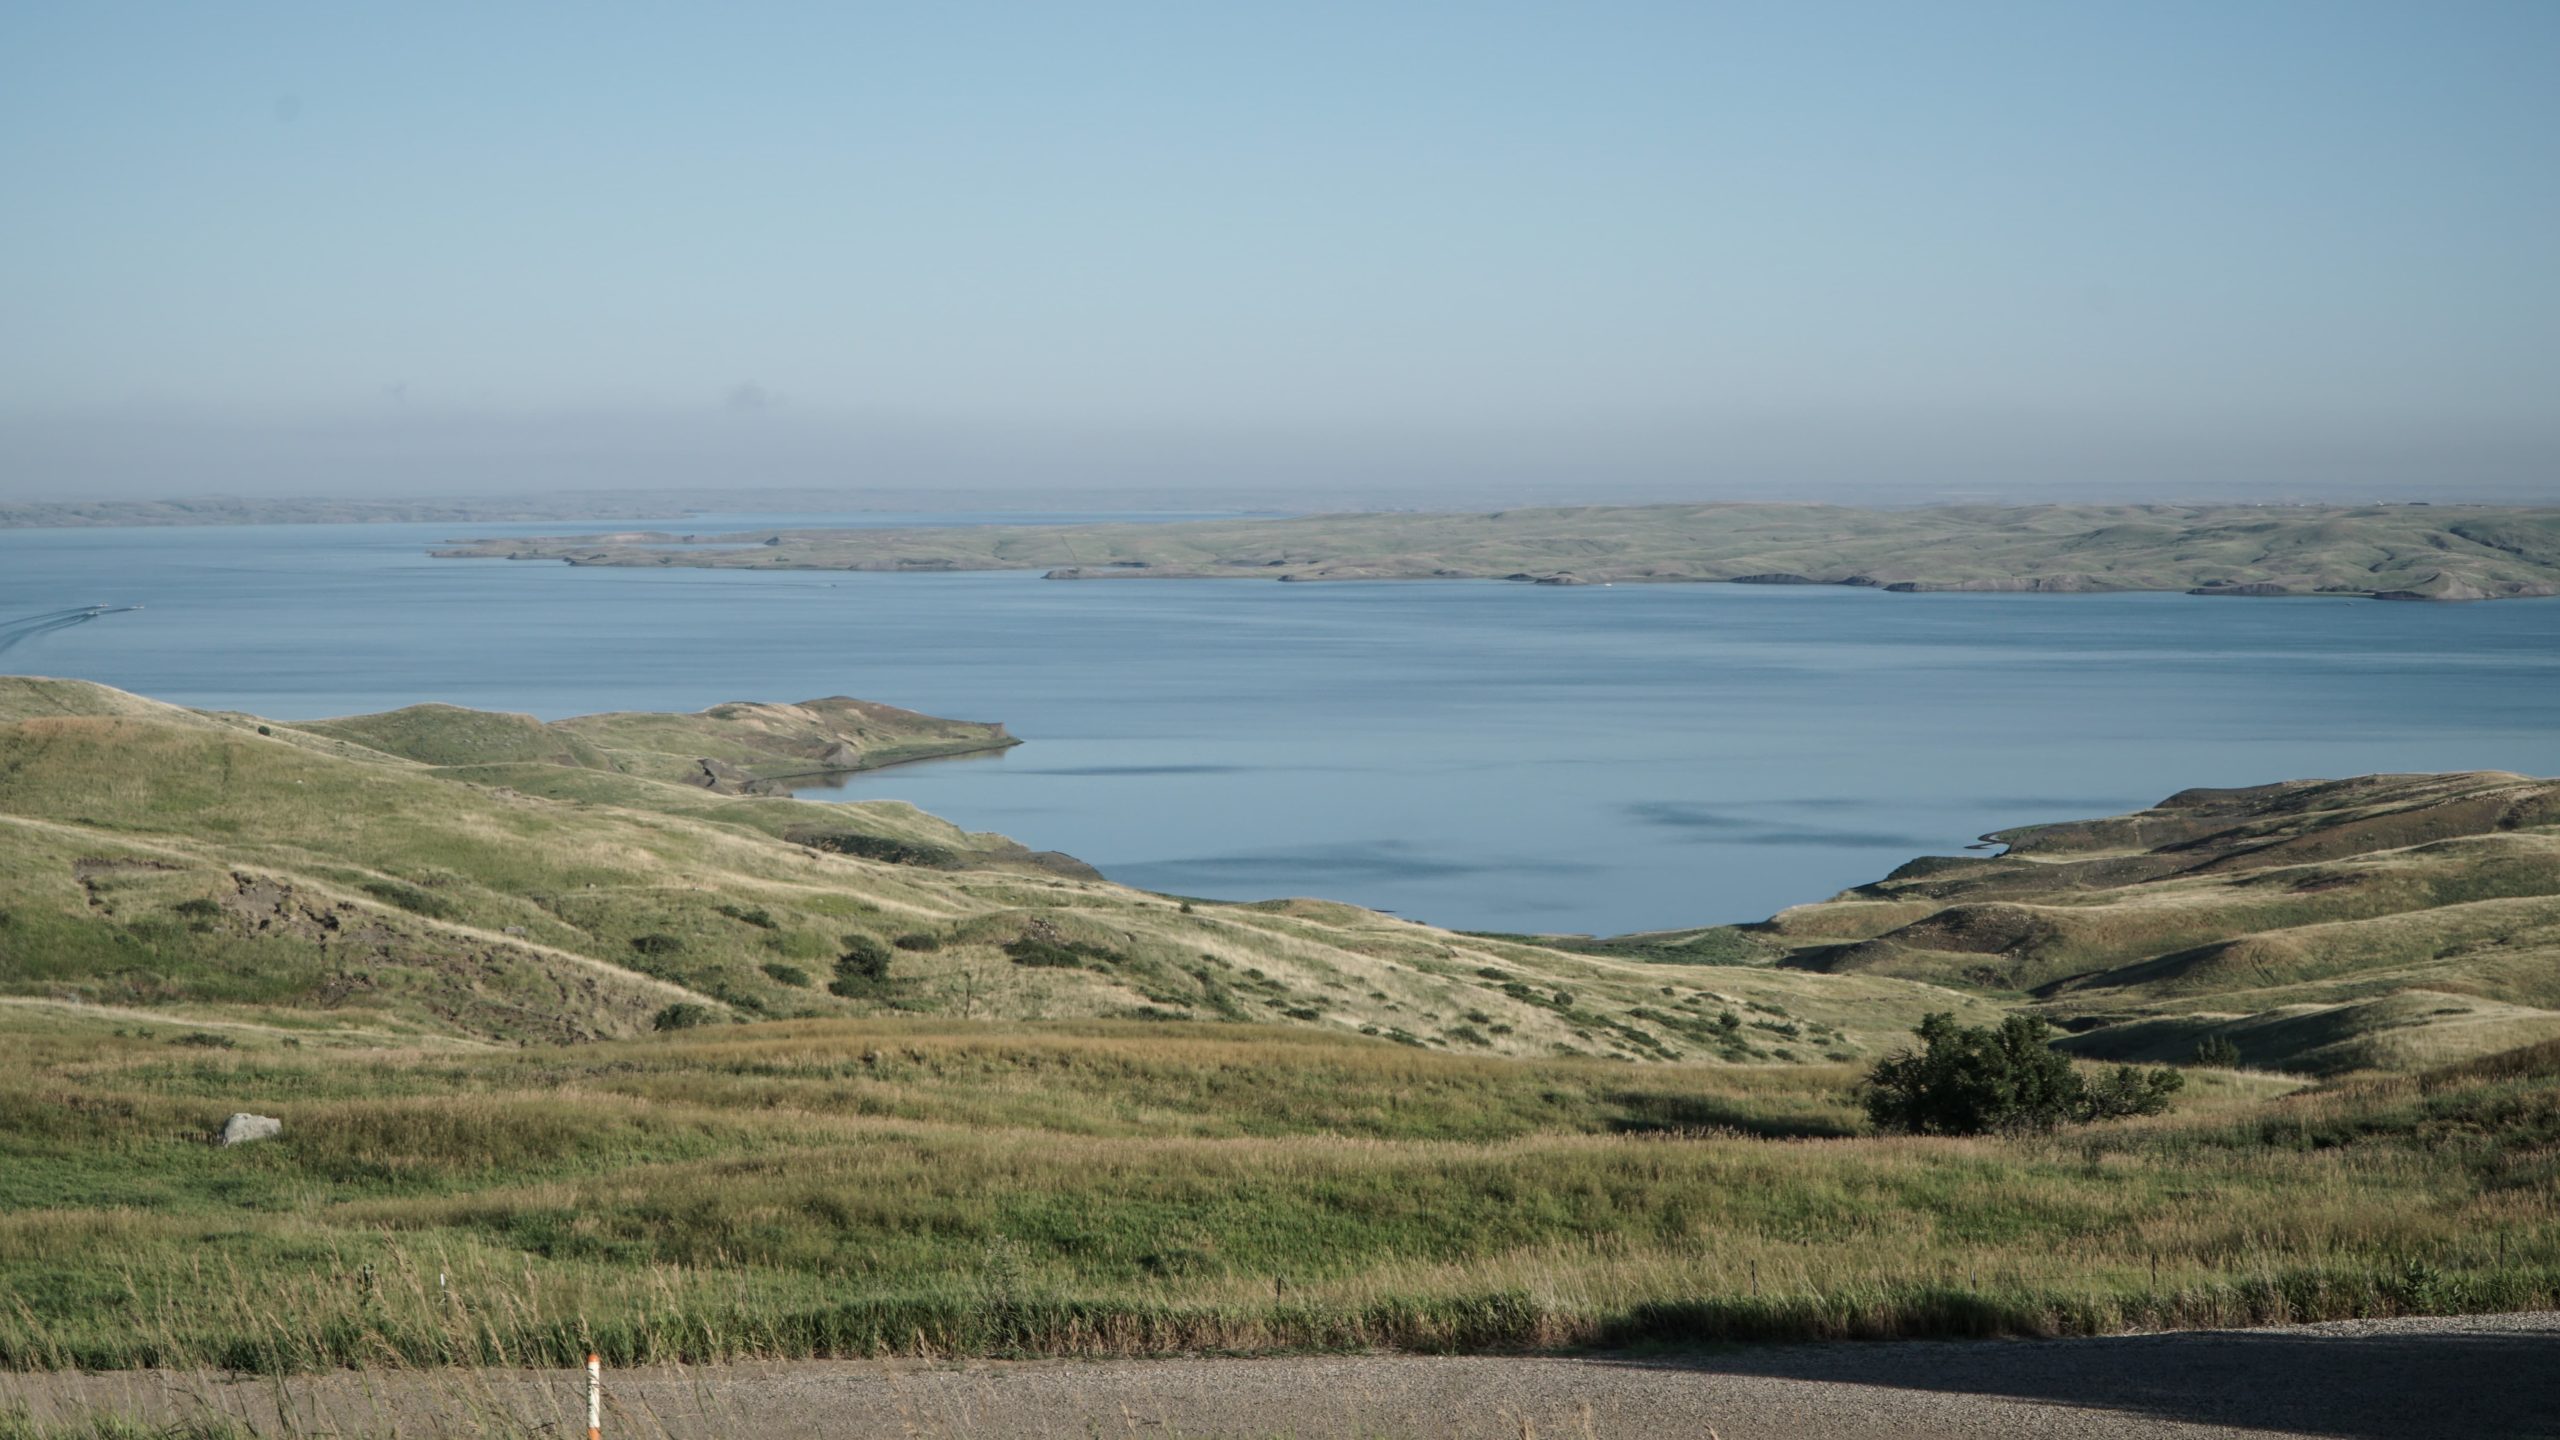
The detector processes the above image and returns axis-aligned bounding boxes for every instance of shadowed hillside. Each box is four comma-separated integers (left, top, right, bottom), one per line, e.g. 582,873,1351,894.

1659,773,2560,1074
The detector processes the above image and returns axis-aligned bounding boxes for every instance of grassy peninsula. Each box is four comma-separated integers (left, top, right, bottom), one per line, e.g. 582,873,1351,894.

431,502,2560,600
2,679,2556,1373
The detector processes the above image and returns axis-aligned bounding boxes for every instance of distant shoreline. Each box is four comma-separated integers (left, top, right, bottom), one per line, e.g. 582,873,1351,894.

426,500,2560,603
0,493,1272,531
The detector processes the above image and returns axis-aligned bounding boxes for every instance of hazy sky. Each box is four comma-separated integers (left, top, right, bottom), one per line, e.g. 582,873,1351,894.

4,3,2556,503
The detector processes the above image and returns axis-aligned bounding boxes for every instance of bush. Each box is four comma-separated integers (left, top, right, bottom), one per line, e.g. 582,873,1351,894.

761,963,812,988
651,1003,718,1031
838,934,892,977
1863,1012,2183,1136
787,830,959,868
2083,1062,2188,1120
893,932,943,952
1002,937,1088,969
362,879,456,920
830,935,894,994
2194,1034,2243,1067
630,933,684,957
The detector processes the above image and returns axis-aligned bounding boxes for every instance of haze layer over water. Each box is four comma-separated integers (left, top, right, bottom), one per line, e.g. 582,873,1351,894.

8,517,2559,934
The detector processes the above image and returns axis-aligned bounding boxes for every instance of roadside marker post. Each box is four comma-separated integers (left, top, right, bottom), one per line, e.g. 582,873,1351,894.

587,1352,601,1440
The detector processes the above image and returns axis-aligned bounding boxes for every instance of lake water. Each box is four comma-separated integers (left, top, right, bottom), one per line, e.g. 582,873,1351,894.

6,516,2559,935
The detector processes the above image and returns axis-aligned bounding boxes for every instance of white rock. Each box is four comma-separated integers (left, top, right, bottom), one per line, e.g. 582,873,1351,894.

216,1112,282,1146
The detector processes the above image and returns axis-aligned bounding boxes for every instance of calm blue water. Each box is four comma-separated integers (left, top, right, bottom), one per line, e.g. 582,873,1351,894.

6,517,2558,934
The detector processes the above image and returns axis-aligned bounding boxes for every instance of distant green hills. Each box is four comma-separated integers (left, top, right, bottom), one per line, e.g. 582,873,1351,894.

432,501,2560,600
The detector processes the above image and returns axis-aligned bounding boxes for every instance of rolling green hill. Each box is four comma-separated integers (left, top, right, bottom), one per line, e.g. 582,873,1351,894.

1652,773,2560,1075
430,501,2560,600
0,677,1977,1057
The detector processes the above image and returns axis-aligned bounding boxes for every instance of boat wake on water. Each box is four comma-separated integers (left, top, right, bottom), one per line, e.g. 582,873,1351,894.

0,606,143,657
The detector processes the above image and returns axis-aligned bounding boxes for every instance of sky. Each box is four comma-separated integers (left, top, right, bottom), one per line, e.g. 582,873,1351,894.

3,2,2556,504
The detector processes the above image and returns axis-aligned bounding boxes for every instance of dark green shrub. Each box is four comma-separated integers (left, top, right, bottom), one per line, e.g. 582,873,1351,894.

761,963,812,988
830,935,894,994
838,934,892,977
362,879,455,920
2194,1034,2243,1067
1863,1012,2183,1135
1003,937,1088,968
651,1002,718,1031
171,1031,235,1049
630,933,684,957
788,830,959,868
2083,1062,2188,1120
893,932,943,952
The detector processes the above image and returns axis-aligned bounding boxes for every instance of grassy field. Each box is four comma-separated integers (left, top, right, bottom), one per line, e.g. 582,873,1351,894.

428,501,2560,600
1,1004,2552,1373
1639,772,2560,1076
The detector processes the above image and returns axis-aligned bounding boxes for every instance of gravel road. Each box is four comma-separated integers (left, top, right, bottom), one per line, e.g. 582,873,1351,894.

9,1312,2556,1439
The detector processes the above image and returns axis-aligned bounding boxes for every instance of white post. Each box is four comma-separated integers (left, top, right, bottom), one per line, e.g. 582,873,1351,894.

587,1352,601,1440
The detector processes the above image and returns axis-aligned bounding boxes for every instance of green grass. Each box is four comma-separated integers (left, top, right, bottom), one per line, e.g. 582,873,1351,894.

0,1413,257,1440
2,1008,2552,1373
